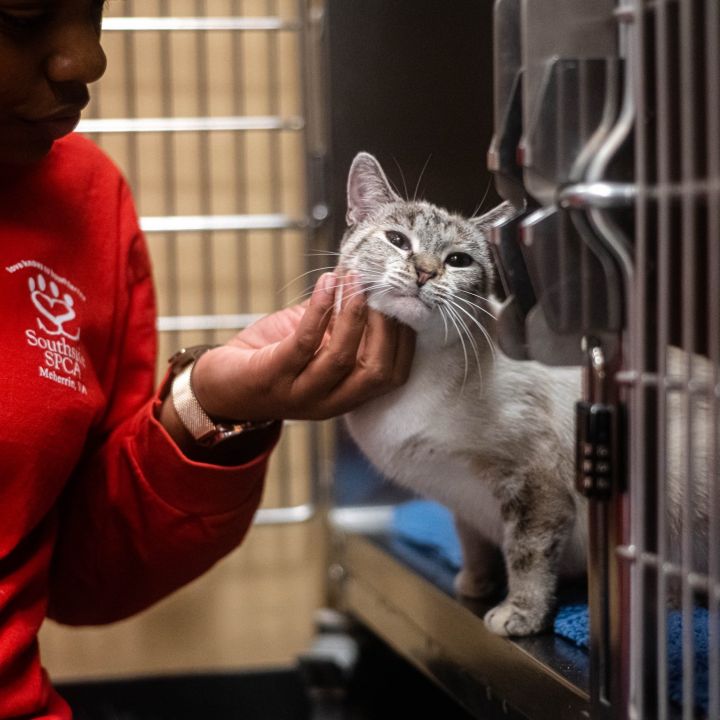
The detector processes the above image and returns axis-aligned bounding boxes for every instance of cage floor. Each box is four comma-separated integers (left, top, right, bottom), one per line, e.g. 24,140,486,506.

330,525,590,720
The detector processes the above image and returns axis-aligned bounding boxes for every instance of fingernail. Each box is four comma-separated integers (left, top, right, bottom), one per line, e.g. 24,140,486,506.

320,272,337,295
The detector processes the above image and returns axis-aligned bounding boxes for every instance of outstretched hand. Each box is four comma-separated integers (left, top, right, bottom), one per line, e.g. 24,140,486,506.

189,272,415,422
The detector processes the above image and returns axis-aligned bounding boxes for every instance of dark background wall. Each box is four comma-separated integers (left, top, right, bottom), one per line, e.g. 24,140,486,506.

326,0,498,244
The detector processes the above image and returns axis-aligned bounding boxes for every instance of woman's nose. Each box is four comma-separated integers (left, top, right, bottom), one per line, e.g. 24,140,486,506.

45,21,108,87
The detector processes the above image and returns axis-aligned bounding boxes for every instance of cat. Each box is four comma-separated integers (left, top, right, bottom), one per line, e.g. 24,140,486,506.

336,151,589,637
337,152,716,635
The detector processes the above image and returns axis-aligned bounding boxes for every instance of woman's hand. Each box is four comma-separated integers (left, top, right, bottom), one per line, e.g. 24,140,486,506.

188,271,415,422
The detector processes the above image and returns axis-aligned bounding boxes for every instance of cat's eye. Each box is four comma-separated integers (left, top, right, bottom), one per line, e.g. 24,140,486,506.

445,252,473,268
385,230,411,251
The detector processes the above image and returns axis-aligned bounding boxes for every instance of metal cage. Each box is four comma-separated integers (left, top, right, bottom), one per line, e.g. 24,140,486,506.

83,0,331,526
616,2,719,718
490,0,719,718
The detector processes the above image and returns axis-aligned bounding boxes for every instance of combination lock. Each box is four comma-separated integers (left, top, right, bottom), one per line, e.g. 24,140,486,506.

575,401,616,499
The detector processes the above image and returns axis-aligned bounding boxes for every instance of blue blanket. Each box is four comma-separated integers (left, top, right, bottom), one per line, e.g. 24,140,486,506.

392,499,712,715
554,604,711,713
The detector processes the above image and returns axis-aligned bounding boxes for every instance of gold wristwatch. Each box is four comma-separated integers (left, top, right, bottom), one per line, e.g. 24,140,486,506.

166,344,276,447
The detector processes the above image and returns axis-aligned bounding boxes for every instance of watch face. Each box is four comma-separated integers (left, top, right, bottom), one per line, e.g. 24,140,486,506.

169,344,220,373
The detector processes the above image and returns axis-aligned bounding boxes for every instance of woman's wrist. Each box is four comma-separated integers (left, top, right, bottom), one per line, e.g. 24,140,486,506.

157,345,281,466
157,391,281,466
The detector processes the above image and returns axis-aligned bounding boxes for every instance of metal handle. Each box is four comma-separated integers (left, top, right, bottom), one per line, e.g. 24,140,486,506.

558,182,636,210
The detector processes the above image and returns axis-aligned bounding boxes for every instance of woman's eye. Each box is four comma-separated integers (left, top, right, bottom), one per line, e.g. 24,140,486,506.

0,10,48,31
445,252,473,268
385,231,411,250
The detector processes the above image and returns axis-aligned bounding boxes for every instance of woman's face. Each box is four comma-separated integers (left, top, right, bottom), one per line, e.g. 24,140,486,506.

0,0,107,165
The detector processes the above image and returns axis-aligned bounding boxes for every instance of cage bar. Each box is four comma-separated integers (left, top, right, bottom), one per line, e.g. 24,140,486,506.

102,16,300,32
78,116,305,133
706,0,720,715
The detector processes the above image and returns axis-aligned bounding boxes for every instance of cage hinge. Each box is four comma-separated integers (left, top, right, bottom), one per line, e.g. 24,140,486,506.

575,401,616,500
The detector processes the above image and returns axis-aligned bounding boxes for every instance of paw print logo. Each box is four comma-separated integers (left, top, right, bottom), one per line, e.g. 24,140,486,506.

29,273,80,341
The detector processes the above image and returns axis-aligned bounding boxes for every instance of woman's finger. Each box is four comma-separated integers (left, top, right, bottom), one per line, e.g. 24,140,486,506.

356,309,399,384
270,272,337,375
290,274,368,398
392,321,416,386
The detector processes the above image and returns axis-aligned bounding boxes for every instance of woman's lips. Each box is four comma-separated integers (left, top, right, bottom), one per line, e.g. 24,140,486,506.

25,112,82,142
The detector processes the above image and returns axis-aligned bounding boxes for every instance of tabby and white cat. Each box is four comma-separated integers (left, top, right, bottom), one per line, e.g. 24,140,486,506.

338,152,587,636
337,152,713,635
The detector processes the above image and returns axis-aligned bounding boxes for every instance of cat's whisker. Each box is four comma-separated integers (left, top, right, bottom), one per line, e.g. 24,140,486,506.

391,157,410,201
446,303,482,371
457,288,499,310
470,177,493,219
284,270,387,307
442,305,470,388
286,273,365,306
445,297,498,365
438,305,450,344
454,303,497,363
285,278,335,306
334,277,384,293
454,315,482,391
340,283,389,306
454,294,498,321
307,248,342,256
413,154,432,202
323,272,386,291
285,282,339,307
278,266,339,296
289,278,391,313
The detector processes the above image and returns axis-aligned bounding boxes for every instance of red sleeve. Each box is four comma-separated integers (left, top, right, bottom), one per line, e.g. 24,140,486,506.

47,180,280,625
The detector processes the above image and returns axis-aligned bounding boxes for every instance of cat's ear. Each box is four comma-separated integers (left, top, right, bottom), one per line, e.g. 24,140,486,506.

469,201,519,232
346,152,401,225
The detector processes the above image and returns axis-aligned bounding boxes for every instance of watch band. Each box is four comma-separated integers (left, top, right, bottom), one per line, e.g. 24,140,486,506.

168,345,276,447
172,363,218,443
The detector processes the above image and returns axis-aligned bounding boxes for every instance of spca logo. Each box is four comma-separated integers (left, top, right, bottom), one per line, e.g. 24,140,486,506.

29,272,81,341
4,259,88,394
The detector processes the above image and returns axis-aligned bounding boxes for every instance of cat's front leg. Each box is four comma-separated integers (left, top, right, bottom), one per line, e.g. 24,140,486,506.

453,516,505,599
484,480,576,637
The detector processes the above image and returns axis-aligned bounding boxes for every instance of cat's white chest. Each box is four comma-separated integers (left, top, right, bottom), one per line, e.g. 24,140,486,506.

346,342,459,464
344,343,505,544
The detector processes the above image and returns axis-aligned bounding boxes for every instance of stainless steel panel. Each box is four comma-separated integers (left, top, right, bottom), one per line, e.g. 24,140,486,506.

334,532,590,720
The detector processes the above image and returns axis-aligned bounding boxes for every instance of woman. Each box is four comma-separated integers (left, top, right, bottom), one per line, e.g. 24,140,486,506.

0,1,415,717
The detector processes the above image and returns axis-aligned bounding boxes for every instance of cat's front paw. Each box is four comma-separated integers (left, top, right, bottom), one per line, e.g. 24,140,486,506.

483,599,548,637
454,568,499,599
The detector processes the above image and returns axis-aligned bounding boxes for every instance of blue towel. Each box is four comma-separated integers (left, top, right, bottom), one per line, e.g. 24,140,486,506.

554,604,711,714
391,499,463,569
392,500,713,715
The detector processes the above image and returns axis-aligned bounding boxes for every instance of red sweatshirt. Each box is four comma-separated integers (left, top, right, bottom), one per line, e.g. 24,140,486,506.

0,134,279,718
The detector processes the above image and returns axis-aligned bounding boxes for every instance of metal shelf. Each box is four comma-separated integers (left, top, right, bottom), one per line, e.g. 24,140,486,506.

330,528,590,720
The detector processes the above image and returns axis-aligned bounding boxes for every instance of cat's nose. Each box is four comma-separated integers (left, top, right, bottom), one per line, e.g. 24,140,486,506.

416,268,437,286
